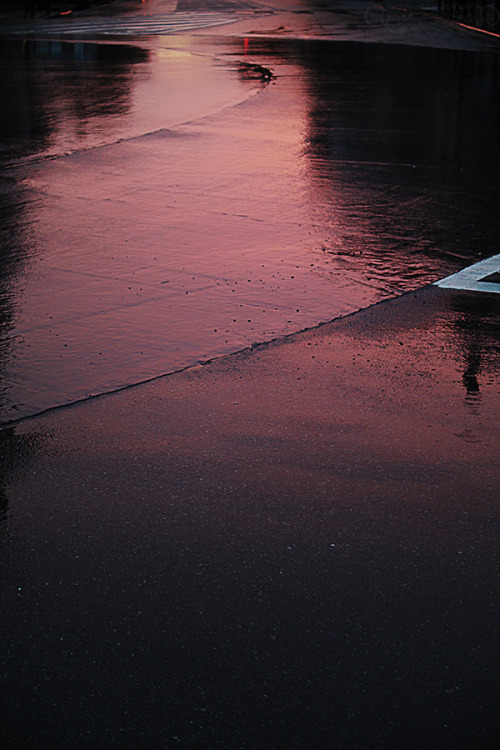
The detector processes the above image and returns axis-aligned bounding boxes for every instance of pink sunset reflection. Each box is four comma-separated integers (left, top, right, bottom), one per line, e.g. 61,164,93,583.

1,35,499,423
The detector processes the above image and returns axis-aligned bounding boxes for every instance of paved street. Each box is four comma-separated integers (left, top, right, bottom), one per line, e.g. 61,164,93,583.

1,282,499,749
0,4,499,422
0,3,499,748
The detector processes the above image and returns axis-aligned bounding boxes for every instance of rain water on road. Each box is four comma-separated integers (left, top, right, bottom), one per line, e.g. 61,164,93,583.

1,31,499,422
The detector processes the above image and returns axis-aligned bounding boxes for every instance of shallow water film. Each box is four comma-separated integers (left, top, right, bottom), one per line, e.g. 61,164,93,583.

1,32,500,422
0,5,499,750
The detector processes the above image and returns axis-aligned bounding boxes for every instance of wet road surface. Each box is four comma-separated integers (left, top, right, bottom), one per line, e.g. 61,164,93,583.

0,283,499,749
0,3,499,748
1,20,499,422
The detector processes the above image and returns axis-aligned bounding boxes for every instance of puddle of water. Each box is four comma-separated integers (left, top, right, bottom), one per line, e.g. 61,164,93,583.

1,35,500,423
0,37,259,165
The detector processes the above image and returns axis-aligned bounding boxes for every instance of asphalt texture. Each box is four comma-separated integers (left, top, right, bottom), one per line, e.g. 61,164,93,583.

1,284,499,749
0,2,499,748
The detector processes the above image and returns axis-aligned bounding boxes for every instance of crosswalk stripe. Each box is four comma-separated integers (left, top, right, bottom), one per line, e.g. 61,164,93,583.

1,12,240,36
434,254,500,294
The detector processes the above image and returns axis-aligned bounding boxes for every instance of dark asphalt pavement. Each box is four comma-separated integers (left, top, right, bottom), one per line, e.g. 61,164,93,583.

0,2,499,747
1,283,499,749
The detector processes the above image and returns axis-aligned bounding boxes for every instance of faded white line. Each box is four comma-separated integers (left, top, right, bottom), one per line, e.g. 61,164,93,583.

434,253,500,294
0,13,241,36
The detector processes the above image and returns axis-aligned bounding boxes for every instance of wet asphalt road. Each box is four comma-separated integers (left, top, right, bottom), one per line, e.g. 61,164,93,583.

1,29,500,422
0,283,499,749
0,2,499,748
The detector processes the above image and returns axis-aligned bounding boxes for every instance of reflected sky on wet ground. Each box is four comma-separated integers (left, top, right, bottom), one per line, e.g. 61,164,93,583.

0,38,258,163
0,17,499,748
1,33,500,422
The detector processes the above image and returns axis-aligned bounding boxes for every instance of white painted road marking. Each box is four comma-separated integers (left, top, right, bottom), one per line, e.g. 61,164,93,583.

434,254,500,294
0,12,240,37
